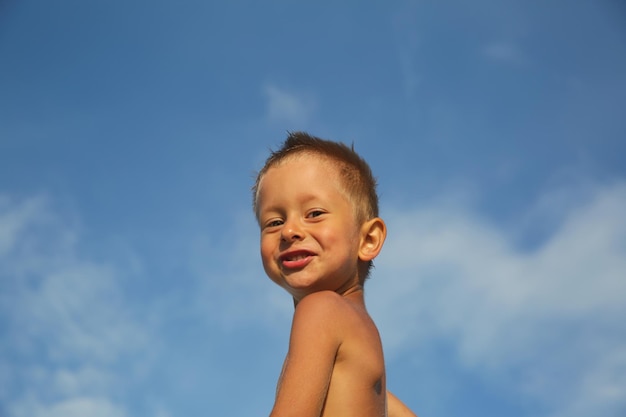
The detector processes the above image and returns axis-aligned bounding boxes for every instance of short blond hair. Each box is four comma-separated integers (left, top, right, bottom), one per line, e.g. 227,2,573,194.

252,132,379,225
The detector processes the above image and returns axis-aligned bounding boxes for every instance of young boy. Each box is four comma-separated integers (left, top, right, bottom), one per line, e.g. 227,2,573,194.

253,132,417,417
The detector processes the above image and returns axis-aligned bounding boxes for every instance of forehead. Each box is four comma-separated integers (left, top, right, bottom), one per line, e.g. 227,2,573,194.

257,154,347,204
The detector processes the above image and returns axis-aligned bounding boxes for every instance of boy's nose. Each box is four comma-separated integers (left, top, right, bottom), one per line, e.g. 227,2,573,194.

281,221,303,241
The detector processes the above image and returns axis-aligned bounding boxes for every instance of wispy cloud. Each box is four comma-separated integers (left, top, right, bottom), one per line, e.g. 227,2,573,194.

0,195,290,417
5,181,624,417
391,2,422,99
187,209,291,329
483,41,527,66
0,195,150,417
10,397,127,417
263,84,316,127
211,178,626,416
368,182,626,416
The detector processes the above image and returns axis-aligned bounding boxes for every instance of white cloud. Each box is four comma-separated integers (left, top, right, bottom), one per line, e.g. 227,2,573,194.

10,397,127,417
0,195,38,255
368,182,626,416
0,195,147,417
0,195,281,417
52,367,114,397
263,84,315,127
7,179,623,416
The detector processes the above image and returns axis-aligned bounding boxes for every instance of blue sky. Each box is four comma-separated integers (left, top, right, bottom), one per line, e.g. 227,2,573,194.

1,1,625,416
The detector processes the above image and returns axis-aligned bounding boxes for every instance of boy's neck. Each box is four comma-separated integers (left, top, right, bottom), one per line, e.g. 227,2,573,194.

341,284,364,297
292,284,365,307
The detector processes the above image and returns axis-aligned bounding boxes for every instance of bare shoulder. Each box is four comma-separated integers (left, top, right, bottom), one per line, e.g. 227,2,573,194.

292,291,353,333
292,291,364,344
295,290,350,314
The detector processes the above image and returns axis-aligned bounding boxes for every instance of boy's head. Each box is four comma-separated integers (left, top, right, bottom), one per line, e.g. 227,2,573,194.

253,132,379,225
253,132,383,285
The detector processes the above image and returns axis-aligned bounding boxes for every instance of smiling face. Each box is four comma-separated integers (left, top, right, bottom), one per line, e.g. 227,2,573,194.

256,153,365,301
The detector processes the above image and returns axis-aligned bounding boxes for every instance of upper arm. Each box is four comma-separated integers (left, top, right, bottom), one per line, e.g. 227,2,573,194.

270,292,344,417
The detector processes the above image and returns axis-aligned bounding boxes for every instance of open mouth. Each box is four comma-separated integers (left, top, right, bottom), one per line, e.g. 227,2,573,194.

280,251,314,269
284,254,308,261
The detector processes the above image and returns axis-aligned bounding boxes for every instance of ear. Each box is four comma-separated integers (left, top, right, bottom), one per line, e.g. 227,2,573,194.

358,217,387,262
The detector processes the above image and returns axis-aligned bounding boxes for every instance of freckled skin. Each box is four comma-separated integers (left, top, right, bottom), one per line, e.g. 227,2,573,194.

257,154,417,417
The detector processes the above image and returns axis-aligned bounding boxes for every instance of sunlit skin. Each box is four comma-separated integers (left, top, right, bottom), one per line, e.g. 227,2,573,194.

258,154,365,302
256,153,417,417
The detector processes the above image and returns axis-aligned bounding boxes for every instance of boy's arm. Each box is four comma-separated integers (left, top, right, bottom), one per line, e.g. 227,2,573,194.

387,390,418,417
270,292,342,417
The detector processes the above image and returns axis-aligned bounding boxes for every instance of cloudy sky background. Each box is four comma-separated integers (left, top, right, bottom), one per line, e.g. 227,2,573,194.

1,1,625,416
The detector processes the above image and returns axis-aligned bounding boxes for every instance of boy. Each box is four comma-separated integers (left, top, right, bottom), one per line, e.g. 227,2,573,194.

253,132,417,417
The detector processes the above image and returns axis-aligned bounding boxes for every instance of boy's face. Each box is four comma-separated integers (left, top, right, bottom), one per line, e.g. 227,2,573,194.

256,153,363,301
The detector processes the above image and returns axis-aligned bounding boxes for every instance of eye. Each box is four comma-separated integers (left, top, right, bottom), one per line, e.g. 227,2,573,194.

307,209,326,219
264,219,284,229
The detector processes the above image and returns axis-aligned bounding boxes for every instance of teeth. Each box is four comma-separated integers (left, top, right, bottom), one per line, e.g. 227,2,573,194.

287,255,306,261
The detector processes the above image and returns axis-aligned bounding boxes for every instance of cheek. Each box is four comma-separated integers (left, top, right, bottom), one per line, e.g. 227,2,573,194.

260,244,277,281
260,237,276,267
319,226,357,254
